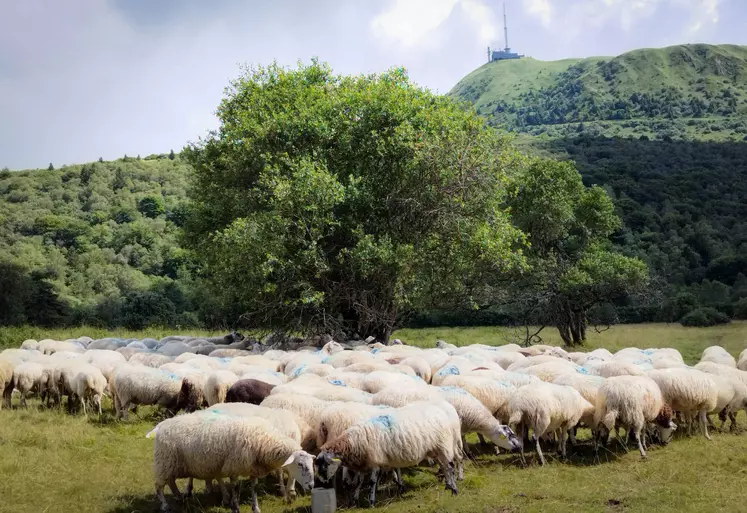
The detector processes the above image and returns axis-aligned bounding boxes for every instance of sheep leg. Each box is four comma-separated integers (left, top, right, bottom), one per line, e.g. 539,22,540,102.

352,471,366,503
558,429,567,459
569,426,577,446
167,478,180,495
728,411,738,432
233,477,244,513
477,433,488,446
456,456,464,481
699,410,712,440
155,483,171,513
388,468,405,495
286,472,297,501
367,467,380,507
218,479,230,506
204,479,214,494
461,434,471,457
81,396,87,416
534,434,546,466
183,478,193,499
635,429,647,459
20,391,27,408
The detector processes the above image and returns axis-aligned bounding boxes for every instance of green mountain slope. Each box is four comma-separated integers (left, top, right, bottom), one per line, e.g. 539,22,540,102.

450,44,747,141
0,155,197,327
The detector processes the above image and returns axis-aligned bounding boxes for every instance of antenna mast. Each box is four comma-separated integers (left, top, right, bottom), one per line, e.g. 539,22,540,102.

503,3,509,51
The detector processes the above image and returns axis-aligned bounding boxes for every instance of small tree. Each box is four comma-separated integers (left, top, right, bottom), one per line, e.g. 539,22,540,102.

137,195,165,218
48,163,54,171
168,149,175,160
496,158,649,346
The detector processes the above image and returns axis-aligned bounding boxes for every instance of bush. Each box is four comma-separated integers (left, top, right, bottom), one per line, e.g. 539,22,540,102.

734,298,747,320
679,307,730,327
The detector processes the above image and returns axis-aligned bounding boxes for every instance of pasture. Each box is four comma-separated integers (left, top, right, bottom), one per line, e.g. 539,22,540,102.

1,323,746,513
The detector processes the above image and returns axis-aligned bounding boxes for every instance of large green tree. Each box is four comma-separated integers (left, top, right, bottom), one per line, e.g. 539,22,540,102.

183,61,526,340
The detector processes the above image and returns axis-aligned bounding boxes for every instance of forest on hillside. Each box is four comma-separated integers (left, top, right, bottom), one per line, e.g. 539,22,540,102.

551,136,747,324
2,136,747,330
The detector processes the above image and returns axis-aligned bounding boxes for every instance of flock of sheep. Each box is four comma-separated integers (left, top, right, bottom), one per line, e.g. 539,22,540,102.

1,333,747,513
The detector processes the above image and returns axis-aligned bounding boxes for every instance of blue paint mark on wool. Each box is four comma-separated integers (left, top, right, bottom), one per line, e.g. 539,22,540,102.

439,386,468,395
370,414,395,430
436,365,459,376
328,379,346,387
162,372,181,381
576,367,590,375
321,356,330,364
291,365,306,378
371,348,380,354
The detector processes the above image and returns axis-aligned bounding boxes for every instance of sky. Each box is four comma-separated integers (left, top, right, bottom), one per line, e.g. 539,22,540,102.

1,0,746,170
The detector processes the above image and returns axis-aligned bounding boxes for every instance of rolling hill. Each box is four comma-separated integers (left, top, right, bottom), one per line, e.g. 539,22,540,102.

450,44,747,141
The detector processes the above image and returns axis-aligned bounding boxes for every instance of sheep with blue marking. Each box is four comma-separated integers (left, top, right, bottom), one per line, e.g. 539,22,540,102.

316,400,463,506
110,364,185,419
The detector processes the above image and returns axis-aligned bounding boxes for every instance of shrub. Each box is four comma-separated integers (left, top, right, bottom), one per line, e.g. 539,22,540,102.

679,307,730,327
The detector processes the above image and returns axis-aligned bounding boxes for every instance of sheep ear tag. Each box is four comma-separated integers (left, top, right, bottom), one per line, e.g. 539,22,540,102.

331,457,341,463
282,455,295,467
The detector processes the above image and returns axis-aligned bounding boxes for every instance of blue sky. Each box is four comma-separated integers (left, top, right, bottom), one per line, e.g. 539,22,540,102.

1,0,745,169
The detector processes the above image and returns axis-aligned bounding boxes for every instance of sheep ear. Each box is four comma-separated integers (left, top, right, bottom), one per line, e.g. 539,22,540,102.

282,455,295,467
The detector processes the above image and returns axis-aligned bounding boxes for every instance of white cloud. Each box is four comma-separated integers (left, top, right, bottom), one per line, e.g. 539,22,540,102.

523,0,553,27
370,0,500,48
522,0,721,36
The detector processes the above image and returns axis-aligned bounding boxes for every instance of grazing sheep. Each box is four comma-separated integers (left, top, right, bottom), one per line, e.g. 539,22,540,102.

232,355,282,372
439,375,517,421
507,382,595,465
398,356,432,383
647,368,718,440
129,353,173,368
177,372,210,412
738,350,747,372
204,370,239,406
20,339,39,350
516,361,580,382
0,359,13,409
585,361,647,378
552,372,606,405
693,361,747,388
83,349,126,380
361,370,425,394
206,403,312,501
317,402,398,448
704,374,747,431
148,412,314,513
72,366,107,415
316,400,463,505
225,379,276,405
507,355,569,372
700,346,737,367
261,393,337,450
593,375,676,458
110,365,184,418
12,362,44,407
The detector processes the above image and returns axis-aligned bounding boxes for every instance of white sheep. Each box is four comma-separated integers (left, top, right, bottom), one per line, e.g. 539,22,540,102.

129,353,173,368
647,368,718,440
398,355,433,382
204,370,239,406
72,366,107,415
438,374,517,421
316,400,463,505
12,361,44,407
206,403,313,501
20,339,39,350
361,370,426,394
148,411,314,513
738,349,747,371
261,393,337,450
110,364,184,418
585,361,647,378
507,382,594,465
516,360,580,382
706,373,747,431
0,359,13,409
593,375,676,458
700,346,737,367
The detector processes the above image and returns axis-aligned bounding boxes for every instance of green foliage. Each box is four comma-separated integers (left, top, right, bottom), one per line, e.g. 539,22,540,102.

679,307,730,327
450,44,747,141
137,195,165,218
184,60,525,338
0,157,197,328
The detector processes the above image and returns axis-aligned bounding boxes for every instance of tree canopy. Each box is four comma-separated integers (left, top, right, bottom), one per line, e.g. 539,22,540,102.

184,61,529,340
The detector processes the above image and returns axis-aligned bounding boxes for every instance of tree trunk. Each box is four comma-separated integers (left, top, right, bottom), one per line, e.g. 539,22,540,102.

556,308,585,347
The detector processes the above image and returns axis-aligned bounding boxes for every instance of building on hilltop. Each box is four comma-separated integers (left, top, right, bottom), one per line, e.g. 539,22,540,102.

487,4,522,62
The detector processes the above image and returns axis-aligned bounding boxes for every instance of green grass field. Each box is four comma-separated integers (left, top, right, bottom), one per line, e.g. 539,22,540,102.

1,323,746,513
